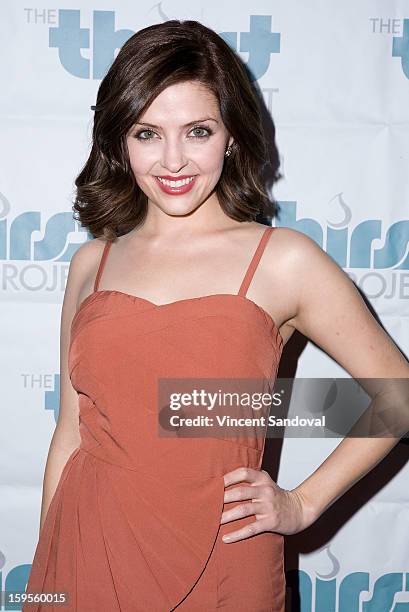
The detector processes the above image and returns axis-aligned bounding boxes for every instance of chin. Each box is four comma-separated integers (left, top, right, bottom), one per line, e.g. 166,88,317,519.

149,197,201,215
162,203,201,216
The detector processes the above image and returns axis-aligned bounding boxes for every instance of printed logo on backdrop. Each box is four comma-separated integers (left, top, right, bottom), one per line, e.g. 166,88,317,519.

0,193,91,276
368,17,409,80
392,18,409,80
0,549,32,611
276,200,409,300
47,10,280,81
286,548,409,610
23,9,409,81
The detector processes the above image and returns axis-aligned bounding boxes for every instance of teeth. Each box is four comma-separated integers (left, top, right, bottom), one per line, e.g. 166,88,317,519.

157,176,195,187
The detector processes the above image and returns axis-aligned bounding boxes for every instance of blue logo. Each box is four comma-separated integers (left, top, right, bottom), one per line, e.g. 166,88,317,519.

0,196,91,261
288,568,409,611
45,374,60,423
276,199,409,269
48,10,280,80
392,18,409,80
0,551,31,611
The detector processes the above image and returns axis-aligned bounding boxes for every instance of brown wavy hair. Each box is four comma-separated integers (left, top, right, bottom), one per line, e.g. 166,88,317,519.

72,19,282,240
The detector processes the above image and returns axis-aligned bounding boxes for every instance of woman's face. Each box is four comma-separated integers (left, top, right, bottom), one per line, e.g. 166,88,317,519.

126,80,233,215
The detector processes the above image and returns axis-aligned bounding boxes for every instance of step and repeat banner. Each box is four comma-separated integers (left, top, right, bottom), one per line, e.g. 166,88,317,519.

1,1,408,610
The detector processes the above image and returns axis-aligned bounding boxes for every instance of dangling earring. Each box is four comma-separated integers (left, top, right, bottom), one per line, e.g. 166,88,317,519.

224,145,232,157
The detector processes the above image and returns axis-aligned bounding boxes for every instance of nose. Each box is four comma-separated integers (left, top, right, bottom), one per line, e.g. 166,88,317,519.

161,138,188,174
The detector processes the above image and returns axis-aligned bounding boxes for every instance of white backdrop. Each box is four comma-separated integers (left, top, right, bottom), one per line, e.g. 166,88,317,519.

1,1,408,610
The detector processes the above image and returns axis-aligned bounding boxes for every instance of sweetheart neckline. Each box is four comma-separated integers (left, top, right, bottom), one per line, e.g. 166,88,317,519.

71,289,284,347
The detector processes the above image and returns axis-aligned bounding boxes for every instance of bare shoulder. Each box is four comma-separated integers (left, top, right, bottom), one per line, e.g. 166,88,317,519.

267,225,319,256
70,236,106,271
64,237,107,314
70,237,107,279
262,226,333,280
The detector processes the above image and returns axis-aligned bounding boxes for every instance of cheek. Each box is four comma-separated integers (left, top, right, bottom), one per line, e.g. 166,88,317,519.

128,154,152,177
127,139,151,175
197,148,225,172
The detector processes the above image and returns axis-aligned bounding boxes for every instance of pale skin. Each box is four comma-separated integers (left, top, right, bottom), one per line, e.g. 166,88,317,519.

52,80,409,545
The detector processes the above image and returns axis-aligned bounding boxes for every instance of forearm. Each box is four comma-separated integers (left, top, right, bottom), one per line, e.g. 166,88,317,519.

39,433,79,535
293,435,400,524
292,379,409,525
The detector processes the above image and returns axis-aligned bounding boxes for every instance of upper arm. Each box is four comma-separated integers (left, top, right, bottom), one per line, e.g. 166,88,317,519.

285,228,409,379
54,239,100,450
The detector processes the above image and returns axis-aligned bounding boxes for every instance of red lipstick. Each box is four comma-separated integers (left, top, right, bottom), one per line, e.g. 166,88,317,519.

155,175,197,195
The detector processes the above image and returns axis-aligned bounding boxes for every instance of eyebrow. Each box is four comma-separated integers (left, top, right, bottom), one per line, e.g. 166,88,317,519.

135,117,219,129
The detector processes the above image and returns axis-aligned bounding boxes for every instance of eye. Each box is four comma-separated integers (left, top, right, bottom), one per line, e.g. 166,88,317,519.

134,129,156,141
189,126,213,139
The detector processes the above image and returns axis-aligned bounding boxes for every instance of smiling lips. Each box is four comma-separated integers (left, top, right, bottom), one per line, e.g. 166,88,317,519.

155,175,197,195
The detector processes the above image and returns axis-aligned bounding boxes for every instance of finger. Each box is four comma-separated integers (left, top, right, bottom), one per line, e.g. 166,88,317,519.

224,485,265,504
222,517,269,542
223,466,259,487
220,501,264,524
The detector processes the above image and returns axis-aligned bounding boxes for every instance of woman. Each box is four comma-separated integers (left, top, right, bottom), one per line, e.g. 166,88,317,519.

24,19,409,611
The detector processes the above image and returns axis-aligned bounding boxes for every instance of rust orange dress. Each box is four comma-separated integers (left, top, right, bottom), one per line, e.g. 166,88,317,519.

24,225,285,611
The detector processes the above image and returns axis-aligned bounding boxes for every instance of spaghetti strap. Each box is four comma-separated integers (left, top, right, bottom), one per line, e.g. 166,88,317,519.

94,240,113,292
238,227,275,297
